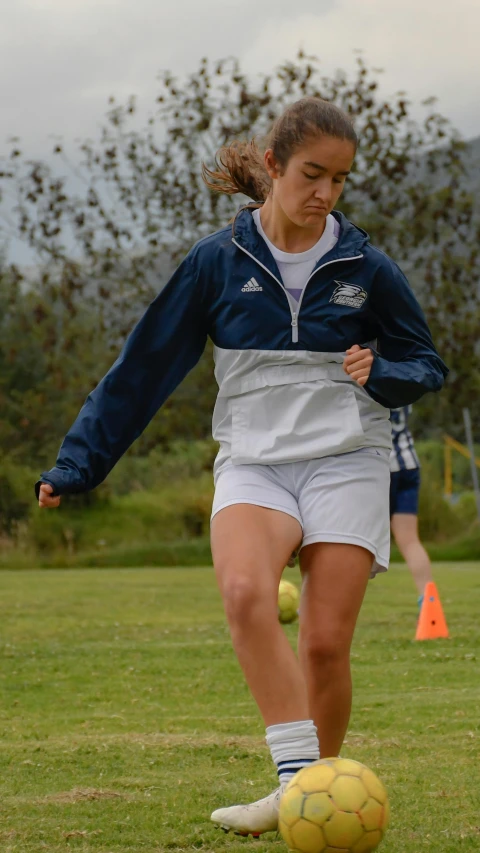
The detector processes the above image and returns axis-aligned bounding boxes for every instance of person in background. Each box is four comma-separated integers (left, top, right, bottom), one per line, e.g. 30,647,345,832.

390,405,434,607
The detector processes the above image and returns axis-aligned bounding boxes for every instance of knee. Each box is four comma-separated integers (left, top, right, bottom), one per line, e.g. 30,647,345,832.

220,571,269,627
301,627,350,669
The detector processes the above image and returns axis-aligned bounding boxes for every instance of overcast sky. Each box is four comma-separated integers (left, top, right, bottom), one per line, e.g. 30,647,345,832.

1,0,480,160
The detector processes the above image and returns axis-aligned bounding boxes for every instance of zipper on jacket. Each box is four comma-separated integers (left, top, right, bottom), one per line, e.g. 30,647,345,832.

232,237,363,343
291,312,298,342
295,255,364,340
232,237,297,331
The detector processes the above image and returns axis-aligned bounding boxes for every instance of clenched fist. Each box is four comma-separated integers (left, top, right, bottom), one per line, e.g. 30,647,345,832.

38,483,61,508
343,344,374,387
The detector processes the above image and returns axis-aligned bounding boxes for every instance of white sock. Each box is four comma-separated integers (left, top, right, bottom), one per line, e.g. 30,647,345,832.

266,719,320,785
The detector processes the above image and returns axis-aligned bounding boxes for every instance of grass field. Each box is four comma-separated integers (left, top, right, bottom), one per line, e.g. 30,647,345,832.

0,564,479,852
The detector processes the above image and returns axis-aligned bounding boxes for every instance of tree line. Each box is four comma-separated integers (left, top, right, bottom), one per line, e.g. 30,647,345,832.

0,51,478,490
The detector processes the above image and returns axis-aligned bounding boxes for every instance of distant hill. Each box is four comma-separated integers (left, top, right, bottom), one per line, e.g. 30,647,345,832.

414,135,480,201
462,136,480,195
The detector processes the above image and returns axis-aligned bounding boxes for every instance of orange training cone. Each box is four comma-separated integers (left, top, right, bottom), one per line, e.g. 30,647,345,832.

415,581,449,640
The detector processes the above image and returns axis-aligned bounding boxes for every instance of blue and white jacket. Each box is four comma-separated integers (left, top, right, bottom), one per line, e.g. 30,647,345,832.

36,209,448,495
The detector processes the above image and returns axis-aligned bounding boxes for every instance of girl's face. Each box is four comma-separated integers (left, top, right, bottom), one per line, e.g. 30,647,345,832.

265,134,355,228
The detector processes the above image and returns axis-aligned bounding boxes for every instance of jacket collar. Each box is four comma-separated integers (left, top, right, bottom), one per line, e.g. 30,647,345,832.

232,207,368,279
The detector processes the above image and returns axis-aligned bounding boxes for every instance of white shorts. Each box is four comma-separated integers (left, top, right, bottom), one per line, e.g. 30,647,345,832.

212,448,391,577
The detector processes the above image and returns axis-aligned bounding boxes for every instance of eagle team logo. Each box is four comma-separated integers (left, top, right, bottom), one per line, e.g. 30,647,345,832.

330,281,368,308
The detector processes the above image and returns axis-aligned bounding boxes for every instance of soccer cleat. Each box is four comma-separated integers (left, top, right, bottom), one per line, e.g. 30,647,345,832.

211,784,285,836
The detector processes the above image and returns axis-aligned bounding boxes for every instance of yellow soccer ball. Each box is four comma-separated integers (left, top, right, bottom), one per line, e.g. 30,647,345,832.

279,758,390,853
278,579,300,624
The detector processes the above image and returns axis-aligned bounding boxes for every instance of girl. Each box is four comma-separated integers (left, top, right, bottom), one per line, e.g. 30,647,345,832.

390,405,434,607
37,97,447,837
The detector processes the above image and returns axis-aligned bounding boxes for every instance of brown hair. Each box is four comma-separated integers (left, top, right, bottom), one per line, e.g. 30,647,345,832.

202,97,357,202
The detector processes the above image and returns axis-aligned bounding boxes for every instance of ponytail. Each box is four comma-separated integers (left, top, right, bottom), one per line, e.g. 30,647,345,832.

202,139,271,202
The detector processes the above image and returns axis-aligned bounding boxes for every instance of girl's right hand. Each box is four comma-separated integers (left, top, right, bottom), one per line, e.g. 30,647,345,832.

38,483,61,508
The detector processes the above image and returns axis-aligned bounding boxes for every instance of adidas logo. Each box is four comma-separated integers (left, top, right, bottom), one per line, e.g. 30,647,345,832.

241,277,263,292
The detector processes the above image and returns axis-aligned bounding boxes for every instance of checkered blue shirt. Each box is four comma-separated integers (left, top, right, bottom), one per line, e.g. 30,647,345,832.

390,406,420,472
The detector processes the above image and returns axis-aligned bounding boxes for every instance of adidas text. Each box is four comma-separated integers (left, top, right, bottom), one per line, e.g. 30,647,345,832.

241,277,263,292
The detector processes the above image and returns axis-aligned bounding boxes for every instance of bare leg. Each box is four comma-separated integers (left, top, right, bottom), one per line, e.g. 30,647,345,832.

298,542,373,758
391,513,433,595
211,504,306,726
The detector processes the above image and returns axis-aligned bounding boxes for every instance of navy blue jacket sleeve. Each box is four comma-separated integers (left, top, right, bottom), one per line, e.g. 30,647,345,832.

365,257,448,408
36,253,208,497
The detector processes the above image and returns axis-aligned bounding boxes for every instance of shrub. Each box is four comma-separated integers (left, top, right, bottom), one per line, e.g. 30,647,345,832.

417,462,469,541
107,439,218,494
0,456,37,535
453,491,480,529
416,439,480,494
27,473,214,554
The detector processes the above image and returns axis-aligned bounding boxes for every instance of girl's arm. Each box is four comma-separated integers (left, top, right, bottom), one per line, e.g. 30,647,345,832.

35,253,209,497
364,258,448,408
